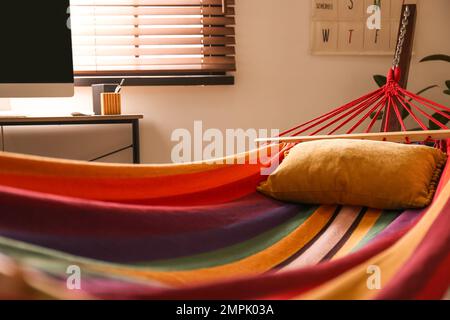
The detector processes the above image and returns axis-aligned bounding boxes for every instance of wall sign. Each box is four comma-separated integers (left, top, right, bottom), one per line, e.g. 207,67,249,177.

311,0,417,55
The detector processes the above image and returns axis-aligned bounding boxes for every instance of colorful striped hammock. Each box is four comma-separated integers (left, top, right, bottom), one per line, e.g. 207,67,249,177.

0,141,449,300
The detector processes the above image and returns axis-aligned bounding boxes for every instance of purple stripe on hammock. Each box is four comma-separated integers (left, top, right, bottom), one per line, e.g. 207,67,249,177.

0,202,303,262
368,209,423,244
0,187,284,236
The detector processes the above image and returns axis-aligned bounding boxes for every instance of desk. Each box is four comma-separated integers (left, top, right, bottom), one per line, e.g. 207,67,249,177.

0,115,144,164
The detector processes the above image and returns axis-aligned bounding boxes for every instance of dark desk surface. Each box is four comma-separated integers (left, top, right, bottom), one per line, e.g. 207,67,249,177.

0,114,144,163
0,114,143,124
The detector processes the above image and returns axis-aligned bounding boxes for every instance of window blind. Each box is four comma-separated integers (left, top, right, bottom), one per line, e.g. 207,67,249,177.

69,0,236,77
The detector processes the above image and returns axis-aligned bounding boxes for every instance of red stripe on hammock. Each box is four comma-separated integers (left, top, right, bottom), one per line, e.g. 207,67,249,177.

375,198,450,299
414,252,450,300
0,164,263,205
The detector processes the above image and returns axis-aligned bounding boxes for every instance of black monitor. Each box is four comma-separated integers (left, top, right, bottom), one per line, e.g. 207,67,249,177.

0,1,74,97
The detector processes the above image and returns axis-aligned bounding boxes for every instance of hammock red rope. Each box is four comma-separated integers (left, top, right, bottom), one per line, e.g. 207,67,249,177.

260,4,450,166
279,67,450,139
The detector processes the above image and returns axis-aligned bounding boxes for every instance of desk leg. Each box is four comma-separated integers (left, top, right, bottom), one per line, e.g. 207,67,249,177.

132,120,141,164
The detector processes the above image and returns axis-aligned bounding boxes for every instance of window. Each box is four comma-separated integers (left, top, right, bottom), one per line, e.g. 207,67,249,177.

69,0,236,85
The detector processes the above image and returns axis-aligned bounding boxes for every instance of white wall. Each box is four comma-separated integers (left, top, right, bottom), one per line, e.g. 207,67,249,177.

3,0,450,163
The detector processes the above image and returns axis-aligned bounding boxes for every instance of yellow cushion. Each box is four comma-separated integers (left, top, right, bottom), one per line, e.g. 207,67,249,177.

257,139,447,210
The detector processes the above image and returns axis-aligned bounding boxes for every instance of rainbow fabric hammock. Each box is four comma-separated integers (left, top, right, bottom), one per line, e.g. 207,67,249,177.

0,142,449,300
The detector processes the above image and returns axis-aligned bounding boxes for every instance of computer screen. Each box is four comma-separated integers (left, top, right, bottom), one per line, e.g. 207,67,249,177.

0,1,74,97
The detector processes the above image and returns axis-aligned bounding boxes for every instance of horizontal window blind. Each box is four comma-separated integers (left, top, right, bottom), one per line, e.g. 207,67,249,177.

69,0,236,77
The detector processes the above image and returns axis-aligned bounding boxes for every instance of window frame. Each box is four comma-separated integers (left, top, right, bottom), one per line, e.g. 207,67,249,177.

70,0,235,86
74,74,234,86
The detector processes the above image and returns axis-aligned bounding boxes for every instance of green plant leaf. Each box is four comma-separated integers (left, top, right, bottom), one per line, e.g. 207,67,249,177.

420,54,450,63
415,85,438,96
373,75,387,88
401,102,411,120
399,86,438,120
398,86,439,119
370,110,384,120
428,111,450,130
